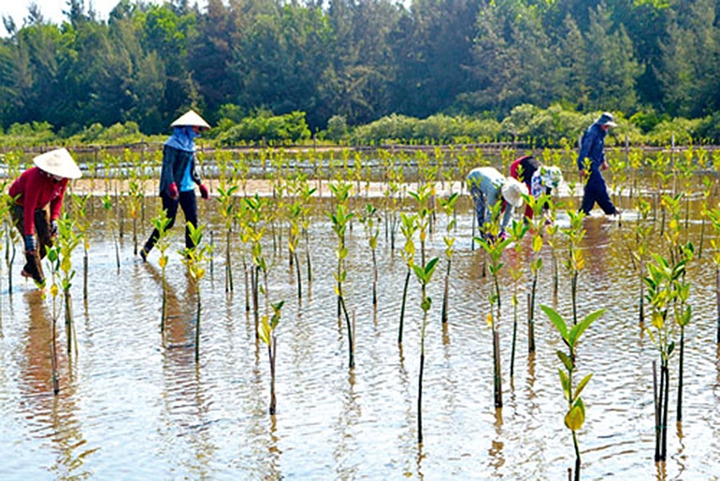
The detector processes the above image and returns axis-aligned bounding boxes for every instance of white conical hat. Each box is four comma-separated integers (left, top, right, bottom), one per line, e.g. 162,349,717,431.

501,177,528,209
170,109,211,130
33,148,82,180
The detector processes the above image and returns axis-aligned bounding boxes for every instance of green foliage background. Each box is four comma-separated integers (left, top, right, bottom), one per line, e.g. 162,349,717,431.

1,0,720,145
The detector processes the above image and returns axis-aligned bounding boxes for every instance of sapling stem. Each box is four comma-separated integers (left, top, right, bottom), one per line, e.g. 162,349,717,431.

677,327,685,422
717,267,720,344
399,268,410,345
413,257,438,445
441,260,450,323
51,313,59,395
294,251,302,304
195,287,201,364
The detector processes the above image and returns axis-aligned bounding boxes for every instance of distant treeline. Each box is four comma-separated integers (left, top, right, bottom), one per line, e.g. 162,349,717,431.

1,0,720,143
0,105,716,149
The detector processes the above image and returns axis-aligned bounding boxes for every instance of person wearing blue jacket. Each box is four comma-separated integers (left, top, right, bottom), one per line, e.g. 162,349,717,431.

140,110,211,261
577,112,620,216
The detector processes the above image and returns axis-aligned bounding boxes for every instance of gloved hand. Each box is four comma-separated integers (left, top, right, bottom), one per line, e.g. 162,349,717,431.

24,234,37,253
199,184,209,200
167,182,179,199
50,220,59,237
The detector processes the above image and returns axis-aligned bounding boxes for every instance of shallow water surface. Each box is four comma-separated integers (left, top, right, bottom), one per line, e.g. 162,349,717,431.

1,196,719,480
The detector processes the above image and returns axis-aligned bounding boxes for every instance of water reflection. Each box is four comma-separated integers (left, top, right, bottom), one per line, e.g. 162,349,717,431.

2,192,720,479
19,290,93,480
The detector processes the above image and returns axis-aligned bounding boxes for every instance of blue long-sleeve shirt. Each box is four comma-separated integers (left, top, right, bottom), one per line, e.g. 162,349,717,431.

577,123,607,173
159,127,202,195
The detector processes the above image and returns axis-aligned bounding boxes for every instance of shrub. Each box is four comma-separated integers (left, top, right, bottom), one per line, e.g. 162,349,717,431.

324,115,349,142
217,111,311,145
646,118,700,146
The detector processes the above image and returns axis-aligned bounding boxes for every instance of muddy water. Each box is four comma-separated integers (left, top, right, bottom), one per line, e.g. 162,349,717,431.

1,193,719,480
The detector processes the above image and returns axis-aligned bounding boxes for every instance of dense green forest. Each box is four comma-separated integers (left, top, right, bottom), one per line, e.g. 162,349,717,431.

1,0,720,145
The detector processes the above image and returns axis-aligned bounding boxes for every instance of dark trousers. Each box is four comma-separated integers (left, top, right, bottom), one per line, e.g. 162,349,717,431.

580,170,618,215
470,184,488,228
143,190,199,254
11,204,52,283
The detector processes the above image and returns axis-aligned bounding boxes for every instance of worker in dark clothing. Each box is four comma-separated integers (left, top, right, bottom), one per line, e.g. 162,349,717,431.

140,110,211,261
577,112,620,216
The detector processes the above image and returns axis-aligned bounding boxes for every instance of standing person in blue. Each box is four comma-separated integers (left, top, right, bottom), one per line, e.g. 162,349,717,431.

466,166,527,239
577,112,620,216
140,110,211,261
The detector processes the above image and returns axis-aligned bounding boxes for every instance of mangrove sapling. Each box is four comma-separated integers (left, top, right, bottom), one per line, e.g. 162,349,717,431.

180,222,212,364
561,210,586,325
629,199,654,324
128,176,143,256
259,300,284,415
525,194,552,352
216,184,239,293
675,244,694,424
419,163,439,233
353,151,363,197
287,201,304,304
46,246,62,395
414,256,440,445
382,154,404,254
438,193,459,324
359,204,381,310
661,194,683,264
244,195,269,340
541,305,605,481
328,194,356,369
475,201,513,408
398,213,419,345
0,193,10,309
545,217,560,298
101,194,120,270
4,186,21,294
698,176,713,259
329,182,353,320
4,219,18,294
507,219,529,380
54,215,82,357
644,252,689,461
71,194,91,300
677,147,695,230
150,208,172,333
409,184,434,267
706,208,720,343
298,183,316,288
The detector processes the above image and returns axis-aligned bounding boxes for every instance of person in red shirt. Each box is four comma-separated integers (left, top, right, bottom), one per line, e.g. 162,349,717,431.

8,148,82,286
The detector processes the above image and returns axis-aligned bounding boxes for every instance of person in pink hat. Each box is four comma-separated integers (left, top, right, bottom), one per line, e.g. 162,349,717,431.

9,148,82,285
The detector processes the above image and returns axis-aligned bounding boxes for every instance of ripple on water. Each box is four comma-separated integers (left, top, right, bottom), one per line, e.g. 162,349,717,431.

1,205,720,479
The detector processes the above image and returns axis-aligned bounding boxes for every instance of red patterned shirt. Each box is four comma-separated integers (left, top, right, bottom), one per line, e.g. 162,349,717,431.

9,167,68,235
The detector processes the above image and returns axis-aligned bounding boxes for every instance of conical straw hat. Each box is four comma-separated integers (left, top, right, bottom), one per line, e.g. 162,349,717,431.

170,109,211,130
33,148,82,180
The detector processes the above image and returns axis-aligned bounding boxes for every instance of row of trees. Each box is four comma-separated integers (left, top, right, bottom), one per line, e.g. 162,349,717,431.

1,0,719,137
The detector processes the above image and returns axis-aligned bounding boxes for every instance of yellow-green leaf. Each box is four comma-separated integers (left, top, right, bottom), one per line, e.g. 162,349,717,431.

532,235,543,253
564,402,585,431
